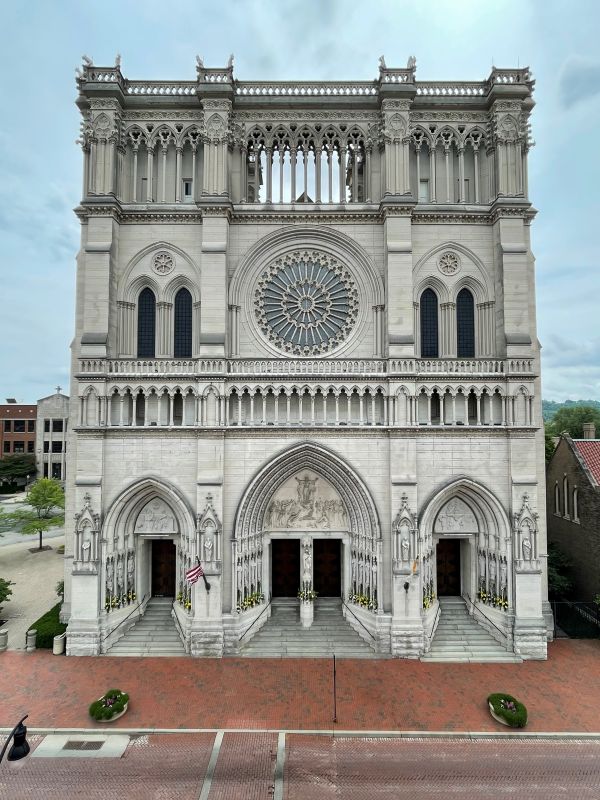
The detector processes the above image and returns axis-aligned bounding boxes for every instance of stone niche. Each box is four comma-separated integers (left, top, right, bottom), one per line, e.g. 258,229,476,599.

263,470,348,531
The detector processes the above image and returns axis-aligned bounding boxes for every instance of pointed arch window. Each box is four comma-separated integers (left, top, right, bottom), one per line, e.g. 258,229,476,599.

456,287,475,358
173,288,193,358
137,288,156,358
420,288,439,358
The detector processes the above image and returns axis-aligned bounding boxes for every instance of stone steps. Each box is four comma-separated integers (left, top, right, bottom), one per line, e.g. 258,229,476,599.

239,599,379,658
106,598,186,657
421,597,521,663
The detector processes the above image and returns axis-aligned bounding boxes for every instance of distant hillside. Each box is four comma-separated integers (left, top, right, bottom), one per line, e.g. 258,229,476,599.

543,399,600,422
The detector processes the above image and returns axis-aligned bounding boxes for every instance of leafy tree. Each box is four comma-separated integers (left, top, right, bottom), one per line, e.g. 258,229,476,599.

548,405,600,440
0,454,36,486
0,577,14,615
545,425,557,464
1,478,64,551
547,543,573,599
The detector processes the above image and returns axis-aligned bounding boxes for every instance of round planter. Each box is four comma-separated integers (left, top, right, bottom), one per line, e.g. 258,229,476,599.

488,701,510,726
91,700,128,723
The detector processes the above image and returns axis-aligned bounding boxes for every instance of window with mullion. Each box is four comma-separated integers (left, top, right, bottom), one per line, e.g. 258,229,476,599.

137,288,156,358
174,288,193,358
420,288,439,358
456,288,475,358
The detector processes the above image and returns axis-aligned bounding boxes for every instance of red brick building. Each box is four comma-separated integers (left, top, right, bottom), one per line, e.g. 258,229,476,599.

0,402,37,460
546,423,600,600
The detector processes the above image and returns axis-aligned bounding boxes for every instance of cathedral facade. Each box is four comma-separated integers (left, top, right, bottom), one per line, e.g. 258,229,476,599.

64,57,550,659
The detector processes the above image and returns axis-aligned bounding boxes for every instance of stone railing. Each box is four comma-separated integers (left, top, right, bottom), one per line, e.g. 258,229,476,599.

235,82,378,97
78,357,534,379
416,82,487,97
126,81,197,96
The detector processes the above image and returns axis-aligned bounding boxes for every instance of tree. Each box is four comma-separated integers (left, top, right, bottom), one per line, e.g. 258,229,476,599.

0,454,36,487
1,478,64,551
545,425,557,464
547,543,573,599
0,577,14,615
548,405,600,440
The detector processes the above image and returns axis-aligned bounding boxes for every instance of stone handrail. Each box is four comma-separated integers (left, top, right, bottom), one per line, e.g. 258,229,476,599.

416,82,487,97
235,82,378,97
126,81,197,96
78,357,533,378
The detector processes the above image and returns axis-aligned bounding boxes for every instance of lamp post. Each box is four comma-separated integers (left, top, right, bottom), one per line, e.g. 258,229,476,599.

0,715,30,764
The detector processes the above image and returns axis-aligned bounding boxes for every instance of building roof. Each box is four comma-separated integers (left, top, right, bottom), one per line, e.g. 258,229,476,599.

572,440,600,487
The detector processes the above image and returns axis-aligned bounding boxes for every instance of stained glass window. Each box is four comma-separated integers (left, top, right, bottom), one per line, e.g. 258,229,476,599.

420,289,438,358
457,288,475,358
137,288,156,358
174,288,192,358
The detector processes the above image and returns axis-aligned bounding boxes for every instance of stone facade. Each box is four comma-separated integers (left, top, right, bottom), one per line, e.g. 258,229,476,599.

36,390,69,481
547,433,600,600
63,56,550,659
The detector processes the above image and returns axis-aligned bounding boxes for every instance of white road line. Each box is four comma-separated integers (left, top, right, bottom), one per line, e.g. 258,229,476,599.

198,729,224,800
274,731,286,800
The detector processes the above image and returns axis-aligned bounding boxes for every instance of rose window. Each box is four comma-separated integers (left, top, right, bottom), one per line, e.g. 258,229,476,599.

438,251,460,276
254,251,359,355
152,251,175,276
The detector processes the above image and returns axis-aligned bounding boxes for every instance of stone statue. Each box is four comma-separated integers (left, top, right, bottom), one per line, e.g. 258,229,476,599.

106,559,113,593
227,53,234,69
82,54,93,66
127,551,135,586
82,541,91,563
522,538,532,561
489,556,497,583
196,55,204,69
302,536,312,580
500,560,507,592
478,550,486,580
204,536,214,561
407,55,417,69
115,53,121,68
379,55,387,70
401,538,409,562
116,556,124,594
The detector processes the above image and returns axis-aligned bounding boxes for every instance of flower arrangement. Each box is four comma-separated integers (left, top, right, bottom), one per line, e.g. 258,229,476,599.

237,591,265,613
89,689,129,722
487,693,527,728
177,585,192,612
422,581,435,610
104,591,137,613
349,592,378,611
493,594,509,611
298,586,318,602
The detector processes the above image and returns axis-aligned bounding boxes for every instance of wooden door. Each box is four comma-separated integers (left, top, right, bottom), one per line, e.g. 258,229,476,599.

271,539,300,597
151,539,176,597
436,538,461,596
313,539,341,597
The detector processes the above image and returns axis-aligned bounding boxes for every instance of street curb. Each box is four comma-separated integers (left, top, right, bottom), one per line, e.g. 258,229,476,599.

3,727,600,740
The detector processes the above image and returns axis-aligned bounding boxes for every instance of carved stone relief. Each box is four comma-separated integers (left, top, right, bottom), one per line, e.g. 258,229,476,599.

434,497,478,534
134,498,177,534
263,471,348,530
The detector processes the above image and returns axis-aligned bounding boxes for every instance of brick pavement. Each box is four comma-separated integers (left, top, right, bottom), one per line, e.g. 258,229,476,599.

0,639,599,733
1,735,599,799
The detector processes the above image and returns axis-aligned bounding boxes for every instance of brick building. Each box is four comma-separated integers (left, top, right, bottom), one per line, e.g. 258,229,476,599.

547,423,600,600
0,401,37,461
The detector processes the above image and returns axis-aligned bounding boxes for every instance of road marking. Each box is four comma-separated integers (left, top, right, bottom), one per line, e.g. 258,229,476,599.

198,730,223,800
274,731,286,800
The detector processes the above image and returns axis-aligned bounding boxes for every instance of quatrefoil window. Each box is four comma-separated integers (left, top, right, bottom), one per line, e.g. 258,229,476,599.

254,250,359,355
152,251,175,276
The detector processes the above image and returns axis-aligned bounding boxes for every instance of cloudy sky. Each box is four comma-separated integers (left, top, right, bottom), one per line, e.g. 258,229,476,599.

1,0,598,402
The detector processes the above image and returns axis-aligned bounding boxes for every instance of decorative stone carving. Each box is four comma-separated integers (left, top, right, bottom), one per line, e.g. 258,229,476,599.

301,536,312,582
392,493,417,572
152,251,175,276
437,251,461,276
262,471,347,531
434,497,478,534
513,492,539,570
134,498,177,534
73,493,100,570
254,250,359,356
197,493,222,565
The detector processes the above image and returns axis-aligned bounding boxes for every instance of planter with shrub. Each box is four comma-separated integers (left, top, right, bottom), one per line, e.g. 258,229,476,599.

89,689,129,722
487,693,528,728
30,603,67,648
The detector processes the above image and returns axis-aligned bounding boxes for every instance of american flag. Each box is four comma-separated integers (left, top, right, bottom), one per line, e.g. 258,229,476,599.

185,563,204,585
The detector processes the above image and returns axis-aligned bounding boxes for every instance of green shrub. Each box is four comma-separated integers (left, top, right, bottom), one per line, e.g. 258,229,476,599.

89,689,129,721
487,693,528,728
30,603,67,648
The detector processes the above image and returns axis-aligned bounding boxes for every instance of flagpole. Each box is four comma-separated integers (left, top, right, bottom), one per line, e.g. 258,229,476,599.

197,556,211,592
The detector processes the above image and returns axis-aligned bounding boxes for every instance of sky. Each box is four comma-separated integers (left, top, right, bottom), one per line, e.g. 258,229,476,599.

0,0,598,402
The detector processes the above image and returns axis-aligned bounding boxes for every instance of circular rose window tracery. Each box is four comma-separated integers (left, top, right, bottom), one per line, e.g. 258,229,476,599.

254,250,359,355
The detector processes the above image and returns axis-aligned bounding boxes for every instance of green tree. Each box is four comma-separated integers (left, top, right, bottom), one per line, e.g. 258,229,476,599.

547,543,573,599
0,577,14,615
545,425,557,464
1,478,64,551
0,453,36,486
548,405,600,440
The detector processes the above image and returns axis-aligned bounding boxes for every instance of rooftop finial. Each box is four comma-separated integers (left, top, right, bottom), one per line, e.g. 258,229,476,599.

227,53,234,69
82,54,93,67
379,55,387,70
115,53,121,68
407,55,416,70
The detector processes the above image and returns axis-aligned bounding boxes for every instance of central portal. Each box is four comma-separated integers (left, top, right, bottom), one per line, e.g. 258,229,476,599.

436,538,461,596
271,539,300,597
313,539,341,597
151,539,176,597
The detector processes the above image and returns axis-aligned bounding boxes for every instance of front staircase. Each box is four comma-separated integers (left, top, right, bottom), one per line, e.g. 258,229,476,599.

239,598,380,658
106,597,186,657
421,597,521,663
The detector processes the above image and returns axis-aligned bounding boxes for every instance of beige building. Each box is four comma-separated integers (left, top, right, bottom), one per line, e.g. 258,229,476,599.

64,56,550,660
36,389,69,481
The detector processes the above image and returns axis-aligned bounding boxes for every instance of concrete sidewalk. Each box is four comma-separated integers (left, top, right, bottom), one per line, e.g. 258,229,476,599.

1,639,599,733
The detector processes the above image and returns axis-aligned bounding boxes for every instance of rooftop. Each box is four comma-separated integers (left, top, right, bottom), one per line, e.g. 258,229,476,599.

573,439,600,486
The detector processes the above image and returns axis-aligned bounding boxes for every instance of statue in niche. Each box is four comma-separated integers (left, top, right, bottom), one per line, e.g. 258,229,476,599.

203,523,215,561
82,541,91,563
116,555,124,595
522,538,532,561
478,550,486,580
302,536,312,581
401,538,409,562
489,556,497,584
106,559,113,594
500,560,507,593
127,551,135,587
